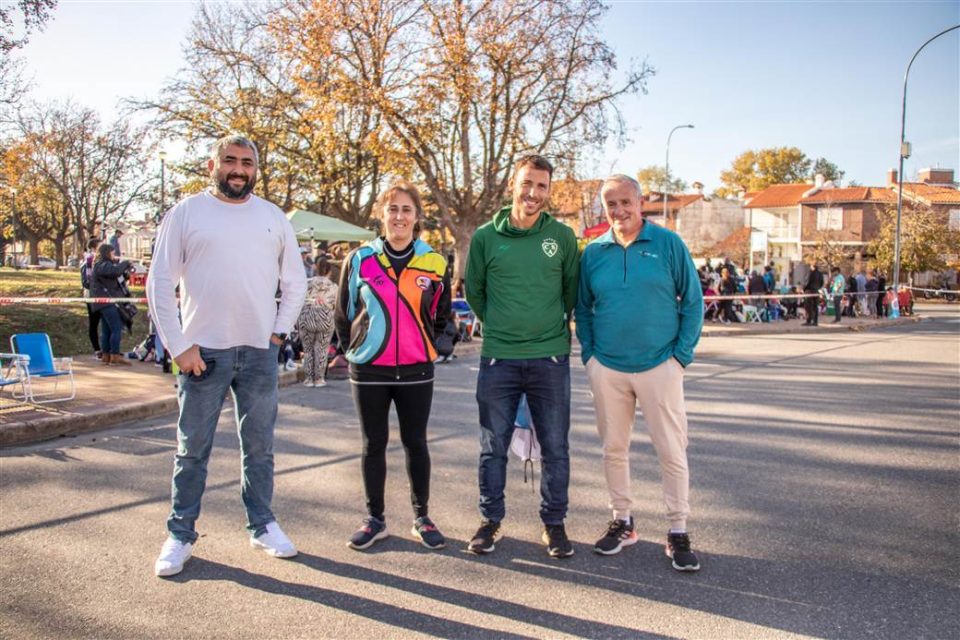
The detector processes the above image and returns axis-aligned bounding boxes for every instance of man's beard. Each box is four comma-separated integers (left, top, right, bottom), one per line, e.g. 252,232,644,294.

216,173,256,200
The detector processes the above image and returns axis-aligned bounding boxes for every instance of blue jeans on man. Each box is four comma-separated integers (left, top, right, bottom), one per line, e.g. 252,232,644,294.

167,344,279,544
476,355,571,524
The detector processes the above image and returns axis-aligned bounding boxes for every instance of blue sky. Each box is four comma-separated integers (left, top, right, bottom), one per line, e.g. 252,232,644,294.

16,0,960,192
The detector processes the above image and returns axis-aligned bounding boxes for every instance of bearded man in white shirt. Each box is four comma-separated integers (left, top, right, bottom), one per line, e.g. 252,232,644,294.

147,135,308,577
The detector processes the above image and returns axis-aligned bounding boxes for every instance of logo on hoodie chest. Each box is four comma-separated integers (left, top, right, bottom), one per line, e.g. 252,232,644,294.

542,238,558,258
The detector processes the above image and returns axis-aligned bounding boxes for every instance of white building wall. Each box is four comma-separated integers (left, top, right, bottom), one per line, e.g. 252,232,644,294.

676,198,746,255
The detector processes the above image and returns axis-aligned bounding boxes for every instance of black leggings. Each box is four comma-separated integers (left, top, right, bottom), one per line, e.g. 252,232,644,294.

86,304,102,352
352,381,434,520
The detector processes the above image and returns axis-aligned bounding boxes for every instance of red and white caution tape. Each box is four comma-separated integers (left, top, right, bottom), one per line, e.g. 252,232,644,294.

0,297,149,305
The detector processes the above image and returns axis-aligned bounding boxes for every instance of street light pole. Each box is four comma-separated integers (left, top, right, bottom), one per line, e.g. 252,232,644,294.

893,24,959,292
664,124,694,225
10,187,18,268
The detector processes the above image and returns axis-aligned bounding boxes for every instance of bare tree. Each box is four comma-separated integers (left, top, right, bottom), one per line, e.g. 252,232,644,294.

7,102,151,260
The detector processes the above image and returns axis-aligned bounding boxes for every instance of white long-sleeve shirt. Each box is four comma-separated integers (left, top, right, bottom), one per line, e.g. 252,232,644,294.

146,190,308,358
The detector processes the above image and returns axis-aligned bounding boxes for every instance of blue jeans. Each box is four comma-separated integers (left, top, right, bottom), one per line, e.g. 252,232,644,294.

476,356,571,524
99,305,123,354
167,344,279,543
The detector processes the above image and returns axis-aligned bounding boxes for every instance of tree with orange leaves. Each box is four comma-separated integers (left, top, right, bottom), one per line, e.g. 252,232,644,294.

275,0,652,279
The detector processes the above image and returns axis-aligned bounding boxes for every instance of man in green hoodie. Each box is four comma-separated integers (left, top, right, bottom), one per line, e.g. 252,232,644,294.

464,155,579,558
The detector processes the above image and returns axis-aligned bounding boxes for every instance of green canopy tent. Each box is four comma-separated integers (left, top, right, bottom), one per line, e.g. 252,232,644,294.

286,210,376,242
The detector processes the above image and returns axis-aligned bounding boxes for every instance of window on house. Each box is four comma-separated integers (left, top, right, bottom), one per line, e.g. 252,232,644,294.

949,209,960,232
817,207,843,231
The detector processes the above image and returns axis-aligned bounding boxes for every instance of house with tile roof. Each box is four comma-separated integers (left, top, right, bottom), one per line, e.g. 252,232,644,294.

746,168,959,283
742,182,820,279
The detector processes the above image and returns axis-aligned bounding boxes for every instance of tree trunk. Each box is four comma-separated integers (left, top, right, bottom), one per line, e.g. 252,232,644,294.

53,238,65,266
451,225,475,292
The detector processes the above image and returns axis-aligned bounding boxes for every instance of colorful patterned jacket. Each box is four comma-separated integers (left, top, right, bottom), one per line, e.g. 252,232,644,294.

335,238,451,378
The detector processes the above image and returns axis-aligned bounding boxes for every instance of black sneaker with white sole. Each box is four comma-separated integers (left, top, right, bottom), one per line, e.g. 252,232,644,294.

593,517,639,555
411,516,445,549
666,532,700,571
467,520,501,554
542,523,575,558
348,516,388,550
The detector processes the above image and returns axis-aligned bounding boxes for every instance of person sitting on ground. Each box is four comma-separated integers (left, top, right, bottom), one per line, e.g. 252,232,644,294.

90,243,133,366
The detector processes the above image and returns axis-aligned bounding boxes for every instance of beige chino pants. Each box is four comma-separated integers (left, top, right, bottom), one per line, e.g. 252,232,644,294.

586,357,690,530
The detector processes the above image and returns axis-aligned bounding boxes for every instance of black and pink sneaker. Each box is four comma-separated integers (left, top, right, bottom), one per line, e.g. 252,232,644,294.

411,516,445,549
348,516,388,550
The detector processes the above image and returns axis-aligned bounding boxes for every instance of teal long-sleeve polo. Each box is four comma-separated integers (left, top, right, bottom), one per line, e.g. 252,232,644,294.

575,222,703,372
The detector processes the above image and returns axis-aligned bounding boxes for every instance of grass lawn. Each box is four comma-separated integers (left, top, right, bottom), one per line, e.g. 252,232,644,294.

1,267,148,357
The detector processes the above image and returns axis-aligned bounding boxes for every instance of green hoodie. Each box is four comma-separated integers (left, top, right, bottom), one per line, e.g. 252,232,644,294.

465,207,579,359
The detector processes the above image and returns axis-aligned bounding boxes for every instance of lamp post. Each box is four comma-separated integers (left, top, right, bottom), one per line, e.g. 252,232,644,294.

9,187,18,268
664,124,694,225
893,24,959,292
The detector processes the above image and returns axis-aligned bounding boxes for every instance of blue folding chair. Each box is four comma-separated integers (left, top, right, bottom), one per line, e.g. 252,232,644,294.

0,352,30,407
9,333,76,404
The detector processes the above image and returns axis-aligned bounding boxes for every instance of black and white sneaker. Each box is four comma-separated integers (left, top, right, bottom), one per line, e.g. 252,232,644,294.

542,523,575,558
348,516,388,550
666,532,700,571
593,518,639,555
467,520,501,554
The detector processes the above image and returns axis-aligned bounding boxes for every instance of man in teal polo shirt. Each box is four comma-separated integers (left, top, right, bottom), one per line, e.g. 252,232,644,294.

575,174,703,571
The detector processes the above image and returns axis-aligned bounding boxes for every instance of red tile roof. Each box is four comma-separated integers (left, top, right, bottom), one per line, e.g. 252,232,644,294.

742,184,812,208
639,192,703,214
897,183,960,205
800,187,896,204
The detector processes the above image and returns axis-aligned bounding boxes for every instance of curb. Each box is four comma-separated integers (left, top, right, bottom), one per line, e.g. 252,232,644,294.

0,369,302,448
700,315,922,338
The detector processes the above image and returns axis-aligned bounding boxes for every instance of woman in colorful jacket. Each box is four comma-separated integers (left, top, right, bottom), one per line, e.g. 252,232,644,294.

334,181,451,551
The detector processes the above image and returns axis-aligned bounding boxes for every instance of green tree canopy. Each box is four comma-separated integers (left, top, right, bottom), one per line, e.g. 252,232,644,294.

811,157,845,183
636,165,687,194
869,202,960,277
717,146,812,197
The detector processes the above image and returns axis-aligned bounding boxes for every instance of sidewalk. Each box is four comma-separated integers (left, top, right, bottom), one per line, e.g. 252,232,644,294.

0,316,918,447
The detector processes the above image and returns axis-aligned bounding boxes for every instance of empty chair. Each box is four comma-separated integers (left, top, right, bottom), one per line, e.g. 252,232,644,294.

0,352,30,407
9,333,76,404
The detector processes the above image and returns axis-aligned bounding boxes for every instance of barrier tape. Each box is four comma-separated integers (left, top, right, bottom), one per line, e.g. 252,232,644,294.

0,291,903,305
0,297,149,305
903,286,958,294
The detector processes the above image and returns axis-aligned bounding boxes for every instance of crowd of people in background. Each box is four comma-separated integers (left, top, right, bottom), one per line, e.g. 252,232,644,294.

696,257,913,326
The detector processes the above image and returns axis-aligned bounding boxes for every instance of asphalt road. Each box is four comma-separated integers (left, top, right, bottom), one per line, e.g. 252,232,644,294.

2,304,958,639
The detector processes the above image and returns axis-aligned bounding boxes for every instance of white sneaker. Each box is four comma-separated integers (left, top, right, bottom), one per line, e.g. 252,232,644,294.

154,537,193,577
284,361,298,371
314,379,327,387
302,380,315,387
250,521,298,558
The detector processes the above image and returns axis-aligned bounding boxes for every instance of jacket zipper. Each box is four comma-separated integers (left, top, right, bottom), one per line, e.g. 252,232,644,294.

622,245,628,284
395,269,401,380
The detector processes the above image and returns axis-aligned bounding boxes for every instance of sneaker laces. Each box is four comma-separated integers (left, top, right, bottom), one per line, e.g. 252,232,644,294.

606,519,628,538
670,533,691,552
